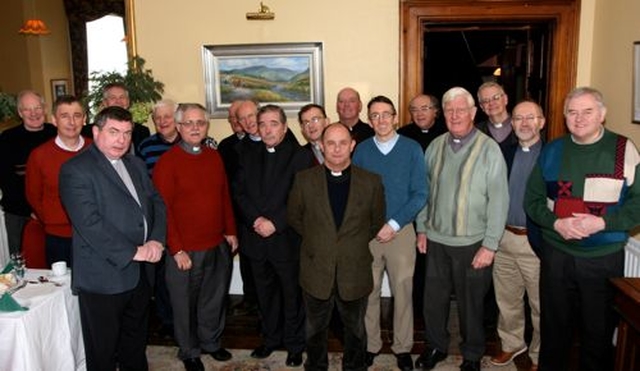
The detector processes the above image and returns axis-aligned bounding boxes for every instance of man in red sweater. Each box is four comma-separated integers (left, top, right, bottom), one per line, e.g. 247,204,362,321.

153,103,238,371
25,95,91,266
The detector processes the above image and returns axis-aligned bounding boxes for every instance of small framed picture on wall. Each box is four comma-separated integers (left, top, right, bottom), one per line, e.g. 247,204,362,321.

51,79,69,101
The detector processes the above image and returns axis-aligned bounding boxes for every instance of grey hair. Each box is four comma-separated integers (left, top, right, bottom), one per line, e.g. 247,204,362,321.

563,86,605,115
442,87,475,109
174,103,210,123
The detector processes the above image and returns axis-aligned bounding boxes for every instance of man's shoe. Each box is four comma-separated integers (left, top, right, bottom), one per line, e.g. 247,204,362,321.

286,351,303,367
365,351,379,367
460,359,480,371
208,347,232,361
251,345,274,359
395,352,414,371
489,346,527,366
182,357,204,371
415,348,447,370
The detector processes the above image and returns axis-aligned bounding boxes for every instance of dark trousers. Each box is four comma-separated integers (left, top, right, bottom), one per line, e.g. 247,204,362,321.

250,257,305,353
78,271,151,371
539,242,622,371
44,234,72,267
423,240,492,361
239,250,258,305
166,244,232,360
4,212,28,255
303,290,367,371
154,253,173,327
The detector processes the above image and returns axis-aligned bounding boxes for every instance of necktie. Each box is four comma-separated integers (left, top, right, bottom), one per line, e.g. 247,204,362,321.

113,159,148,240
113,159,140,206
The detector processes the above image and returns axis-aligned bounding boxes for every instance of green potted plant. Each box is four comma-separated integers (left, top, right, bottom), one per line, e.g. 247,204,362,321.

87,56,164,123
0,92,18,130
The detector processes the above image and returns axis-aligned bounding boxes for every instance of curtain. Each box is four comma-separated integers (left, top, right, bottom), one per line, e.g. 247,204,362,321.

63,0,125,98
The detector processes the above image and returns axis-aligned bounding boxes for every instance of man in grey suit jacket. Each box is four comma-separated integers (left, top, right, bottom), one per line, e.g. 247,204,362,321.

59,106,166,371
288,123,386,371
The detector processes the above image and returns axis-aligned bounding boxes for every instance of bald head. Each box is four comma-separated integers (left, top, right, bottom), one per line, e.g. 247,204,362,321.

336,87,363,127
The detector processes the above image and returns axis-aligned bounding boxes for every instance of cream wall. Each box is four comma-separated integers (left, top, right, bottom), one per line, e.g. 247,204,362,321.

590,0,640,145
135,0,399,142
0,0,71,107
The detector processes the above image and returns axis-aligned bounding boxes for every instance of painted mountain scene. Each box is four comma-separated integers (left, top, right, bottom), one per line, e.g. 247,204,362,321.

218,56,311,104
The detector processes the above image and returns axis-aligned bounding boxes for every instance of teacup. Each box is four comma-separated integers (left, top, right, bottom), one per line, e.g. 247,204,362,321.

51,261,67,277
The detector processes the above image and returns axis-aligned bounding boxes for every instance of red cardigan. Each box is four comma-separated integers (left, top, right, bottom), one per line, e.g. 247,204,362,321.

153,145,236,255
25,138,92,237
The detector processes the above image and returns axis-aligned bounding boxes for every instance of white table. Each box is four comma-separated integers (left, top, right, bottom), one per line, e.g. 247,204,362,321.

0,269,86,371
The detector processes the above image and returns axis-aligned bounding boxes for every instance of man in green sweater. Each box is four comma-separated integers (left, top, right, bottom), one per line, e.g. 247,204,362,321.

525,86,640,371
415,87,509,371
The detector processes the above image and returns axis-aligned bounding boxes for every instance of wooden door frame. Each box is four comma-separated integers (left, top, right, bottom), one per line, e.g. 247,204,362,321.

400,0,580,139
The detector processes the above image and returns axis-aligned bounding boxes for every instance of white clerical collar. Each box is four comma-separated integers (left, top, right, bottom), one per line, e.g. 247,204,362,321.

266,147,276,153
331,170,342,177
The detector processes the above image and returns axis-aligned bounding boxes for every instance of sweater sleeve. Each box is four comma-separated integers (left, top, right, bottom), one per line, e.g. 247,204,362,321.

152,154,184,255
603,141,640,231
25,149,43,219
524,162,556,230
481,145,509,250
389,143,428,228
415,143,434,234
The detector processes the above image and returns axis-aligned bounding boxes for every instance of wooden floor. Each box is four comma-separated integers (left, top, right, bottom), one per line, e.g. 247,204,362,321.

148,295,552,370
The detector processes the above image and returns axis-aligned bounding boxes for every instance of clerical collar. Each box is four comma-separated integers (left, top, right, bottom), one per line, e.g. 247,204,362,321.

520,139,542,153
266,147,276,153
249,134,262,142
421,129,429,133
237,132,246,140
492,122,504,129
448,127,477,146
325,165,351,179
179,141,202,154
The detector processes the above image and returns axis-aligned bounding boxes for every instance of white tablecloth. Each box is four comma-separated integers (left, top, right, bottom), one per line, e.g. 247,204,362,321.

0,269,85,371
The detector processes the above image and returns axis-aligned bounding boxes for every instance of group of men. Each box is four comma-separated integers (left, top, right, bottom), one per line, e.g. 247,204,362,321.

0,81,638,371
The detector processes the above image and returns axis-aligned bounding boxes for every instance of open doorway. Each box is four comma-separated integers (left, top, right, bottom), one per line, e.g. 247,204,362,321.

423,22,551,124
400,0,579,140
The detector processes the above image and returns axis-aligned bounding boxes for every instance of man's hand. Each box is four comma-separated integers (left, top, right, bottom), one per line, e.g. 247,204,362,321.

253,216,276,238
132,240,164,263
225,235,239,253
173,251,192,271
471,246,495,269
573,213,606,235
417,233,428,254
375,223,396,243
554,217,590,240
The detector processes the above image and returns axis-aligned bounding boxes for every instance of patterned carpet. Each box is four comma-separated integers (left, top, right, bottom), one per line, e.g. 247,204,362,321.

146,346,518,371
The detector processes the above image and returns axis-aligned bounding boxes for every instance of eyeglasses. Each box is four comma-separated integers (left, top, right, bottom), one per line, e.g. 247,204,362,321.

443,107,471,116
479,93,504,105
301,116,325,127
512,115,542,124
409,105,436,114
180,120,208,129
369,112,395,121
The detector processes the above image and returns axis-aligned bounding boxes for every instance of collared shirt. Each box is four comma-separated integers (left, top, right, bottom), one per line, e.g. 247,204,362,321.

448,127,477,152
373,132,399,155
55,135,85,152
506,140,542,227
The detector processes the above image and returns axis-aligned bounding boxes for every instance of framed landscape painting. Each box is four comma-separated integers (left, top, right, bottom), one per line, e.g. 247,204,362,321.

203,42,324,117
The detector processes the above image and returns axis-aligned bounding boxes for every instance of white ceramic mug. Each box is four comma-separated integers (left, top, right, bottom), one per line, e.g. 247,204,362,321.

51,261,67,276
